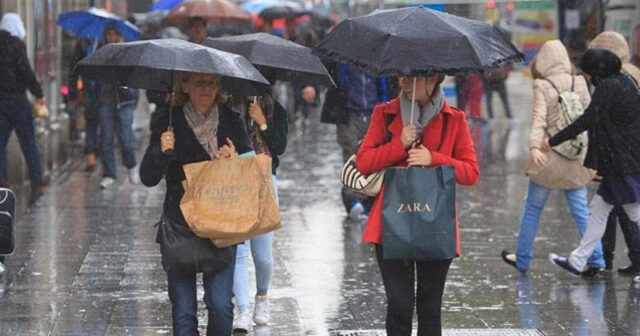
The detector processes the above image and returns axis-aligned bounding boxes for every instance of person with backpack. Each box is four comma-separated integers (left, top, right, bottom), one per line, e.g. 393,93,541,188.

501,40,606,274
546,47,640,276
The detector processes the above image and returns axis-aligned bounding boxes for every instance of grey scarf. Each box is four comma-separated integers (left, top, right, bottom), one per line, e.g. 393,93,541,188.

400,87,445,134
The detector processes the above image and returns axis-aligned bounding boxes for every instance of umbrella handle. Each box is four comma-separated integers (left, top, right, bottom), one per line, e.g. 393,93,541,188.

163,125,175,156
249,96,257,127
410,77,416,125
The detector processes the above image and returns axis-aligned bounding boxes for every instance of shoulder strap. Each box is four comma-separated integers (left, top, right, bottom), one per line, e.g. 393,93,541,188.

570,76,575,92
544,78,561,95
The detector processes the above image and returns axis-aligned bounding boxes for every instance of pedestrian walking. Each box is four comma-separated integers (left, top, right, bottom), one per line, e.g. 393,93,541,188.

140,72,253,335
501,40,606,275
187,16,208,44
333,63,391,221
482,63,513,121
546,48,640,276
356,75,479,336
0,13,49,192
96,25,139,189
589,31,640,275
293,29,319,126
227,69,288,332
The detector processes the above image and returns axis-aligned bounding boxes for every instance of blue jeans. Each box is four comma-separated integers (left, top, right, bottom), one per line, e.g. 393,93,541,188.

167,246,237,336
0,97,44,184
515,180,605,272
98,103,137,178
84,103,100,155
233,175,278,312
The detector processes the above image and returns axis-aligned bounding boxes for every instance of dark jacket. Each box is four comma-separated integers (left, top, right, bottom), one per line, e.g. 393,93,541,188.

257,101,288,175
140,104,253,233
0,30,43,100
550,49,640,177
320,62,395,124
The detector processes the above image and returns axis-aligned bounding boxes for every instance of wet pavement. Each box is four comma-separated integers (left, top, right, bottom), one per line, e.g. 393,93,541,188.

2,73,640,335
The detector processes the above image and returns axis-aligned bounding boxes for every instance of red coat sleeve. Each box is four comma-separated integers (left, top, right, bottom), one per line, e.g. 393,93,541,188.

429,115,479,186
356,105,407,175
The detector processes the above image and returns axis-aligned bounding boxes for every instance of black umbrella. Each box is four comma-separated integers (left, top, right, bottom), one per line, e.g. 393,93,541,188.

259,3,306,20
203,33,334,86
313,6,524,77
74,38,269,95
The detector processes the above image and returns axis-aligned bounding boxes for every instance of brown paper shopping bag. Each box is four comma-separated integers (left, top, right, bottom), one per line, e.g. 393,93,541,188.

212,168,282,248
180,155,272,239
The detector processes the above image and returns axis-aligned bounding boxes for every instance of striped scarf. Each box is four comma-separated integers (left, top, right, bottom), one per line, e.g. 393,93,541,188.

183,102,219,159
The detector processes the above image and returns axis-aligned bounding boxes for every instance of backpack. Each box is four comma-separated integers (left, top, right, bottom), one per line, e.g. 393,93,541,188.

545,77,587,160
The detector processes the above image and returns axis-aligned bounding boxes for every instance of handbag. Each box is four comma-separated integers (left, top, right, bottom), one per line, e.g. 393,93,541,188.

0,188,15,256
382,166,457,260
340,112,395,197
156,215,233,275
32,100,50,119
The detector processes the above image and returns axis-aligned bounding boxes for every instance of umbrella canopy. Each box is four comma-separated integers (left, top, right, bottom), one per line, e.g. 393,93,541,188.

150,0,184,11
259,2,306,20
241,0,280,14
163,0,251,26
203,33,334,86
74,38,270,95
57,7,141,42
313,6,524,76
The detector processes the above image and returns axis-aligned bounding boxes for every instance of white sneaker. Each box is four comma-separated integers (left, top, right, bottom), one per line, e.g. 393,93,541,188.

348,201,365,222
253,295,269,325
99,177,115,189
128,166,140,185
233,309,251,332
634,275,640,283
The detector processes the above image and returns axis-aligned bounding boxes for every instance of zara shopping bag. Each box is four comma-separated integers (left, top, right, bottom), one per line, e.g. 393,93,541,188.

382,166,457,260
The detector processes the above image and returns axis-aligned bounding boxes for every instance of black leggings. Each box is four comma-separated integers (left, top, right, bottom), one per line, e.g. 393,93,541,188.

375,245,452,336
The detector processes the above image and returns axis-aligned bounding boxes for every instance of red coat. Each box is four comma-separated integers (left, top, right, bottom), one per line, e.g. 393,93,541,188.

356,97,479,249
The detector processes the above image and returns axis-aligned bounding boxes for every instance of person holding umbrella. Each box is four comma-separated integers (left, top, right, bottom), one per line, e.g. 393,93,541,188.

203,32,332,332
187,16,208,44
96,25,139,189
140,72,253,335
314,7,521,335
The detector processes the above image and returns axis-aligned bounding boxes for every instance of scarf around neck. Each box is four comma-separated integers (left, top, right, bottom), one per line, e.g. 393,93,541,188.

183,102,219,158
400,87,445,134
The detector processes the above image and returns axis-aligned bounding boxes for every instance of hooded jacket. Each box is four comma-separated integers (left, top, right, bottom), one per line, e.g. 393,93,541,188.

550,48,640,177
525,40,594,189
589,31,640,85
0,14,43,100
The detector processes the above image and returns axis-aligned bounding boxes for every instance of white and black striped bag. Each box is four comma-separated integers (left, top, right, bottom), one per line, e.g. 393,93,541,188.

340,111,395,197
341,155,385,196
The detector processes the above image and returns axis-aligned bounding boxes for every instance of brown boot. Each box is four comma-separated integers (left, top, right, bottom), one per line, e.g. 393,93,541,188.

84,153,96,172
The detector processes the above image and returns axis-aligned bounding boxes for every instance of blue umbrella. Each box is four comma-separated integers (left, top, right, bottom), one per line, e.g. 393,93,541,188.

150,0,184,11
57,7,141,42
241,0,280,14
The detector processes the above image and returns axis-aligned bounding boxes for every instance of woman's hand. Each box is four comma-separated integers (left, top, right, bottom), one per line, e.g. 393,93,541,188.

540,138,551,152
407,145,432,167
530,147,548,167
401,124,417,149
249,102,266,126
214,138,237,159
161,127,175,153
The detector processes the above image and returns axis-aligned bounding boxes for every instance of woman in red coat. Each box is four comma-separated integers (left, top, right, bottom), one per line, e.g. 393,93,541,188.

356,75,479,336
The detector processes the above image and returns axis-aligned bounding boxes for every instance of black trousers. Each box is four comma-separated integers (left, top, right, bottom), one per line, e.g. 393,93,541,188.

483,80,512,119
375,245,452,336
602,206,640,268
